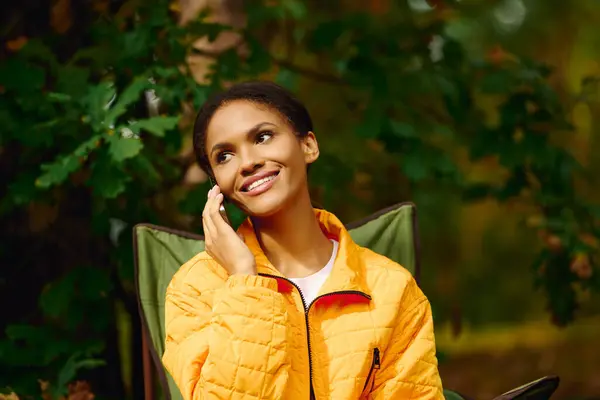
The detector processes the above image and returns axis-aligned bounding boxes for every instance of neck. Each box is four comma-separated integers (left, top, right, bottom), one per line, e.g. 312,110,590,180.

252,189,333,278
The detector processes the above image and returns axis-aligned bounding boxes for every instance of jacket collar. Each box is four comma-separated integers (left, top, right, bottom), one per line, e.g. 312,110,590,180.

237,209,371,297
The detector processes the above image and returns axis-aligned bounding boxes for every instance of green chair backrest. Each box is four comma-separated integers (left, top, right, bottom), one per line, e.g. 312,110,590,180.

134,202,419,400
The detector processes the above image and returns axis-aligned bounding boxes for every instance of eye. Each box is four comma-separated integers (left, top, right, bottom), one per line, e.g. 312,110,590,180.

215,152,232,164
255,131,273,144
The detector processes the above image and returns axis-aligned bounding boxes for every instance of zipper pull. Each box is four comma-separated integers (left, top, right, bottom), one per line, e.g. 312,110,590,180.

373,348,381,369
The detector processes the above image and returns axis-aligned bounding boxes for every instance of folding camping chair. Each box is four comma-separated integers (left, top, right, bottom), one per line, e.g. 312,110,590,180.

133,202,560,400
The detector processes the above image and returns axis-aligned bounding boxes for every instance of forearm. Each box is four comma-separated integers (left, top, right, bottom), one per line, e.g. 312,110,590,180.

163,275,291,400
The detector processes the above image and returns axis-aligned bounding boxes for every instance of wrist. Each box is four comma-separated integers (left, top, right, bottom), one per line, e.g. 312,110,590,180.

234,259,256,275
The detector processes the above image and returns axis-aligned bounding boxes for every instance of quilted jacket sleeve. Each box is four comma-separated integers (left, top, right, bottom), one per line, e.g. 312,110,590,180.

371,277,444,399
162,266,291,400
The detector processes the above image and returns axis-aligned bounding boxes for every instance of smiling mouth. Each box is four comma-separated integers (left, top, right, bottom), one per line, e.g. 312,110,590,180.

241,171,280,193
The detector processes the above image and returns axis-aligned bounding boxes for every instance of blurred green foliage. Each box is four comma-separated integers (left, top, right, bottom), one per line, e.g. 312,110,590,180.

0,0,598,397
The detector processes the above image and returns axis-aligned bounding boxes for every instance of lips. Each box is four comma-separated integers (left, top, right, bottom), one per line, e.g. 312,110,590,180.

240,170,280,193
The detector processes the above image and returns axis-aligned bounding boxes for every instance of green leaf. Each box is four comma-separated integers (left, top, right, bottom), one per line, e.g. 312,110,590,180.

93,176,127,199
129,154,161,186
307,20,346,51
0,58,45,93
283,0,307,19
153,66,180,79
128,116,180,137
38,267,113,341
179,183,211,215
8,171,38,205
36,155,80,188
479,71,514,94
108,136,144,162
356,106,383,138
589,205,600,219
192,84,210,108
2,325,72,368
40,275,74,319
187,21,229,42
275,68,299,90
105,76,150,124
121,30,150,59
443,390,467,400
401,152,429,181
89,154,130,199
243,38,272,75
54,352,106,397
56,65,90,97
36,135,100,188
19,39,58,69
82,82,116,129
435,75,460,105
5,324,53,343
47,92,72,103
390,120,418,138
71,45,114,67
77,267,113,301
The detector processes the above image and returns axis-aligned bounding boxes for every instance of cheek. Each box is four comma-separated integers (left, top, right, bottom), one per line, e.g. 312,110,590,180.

214,164,239,193
273,139,306,166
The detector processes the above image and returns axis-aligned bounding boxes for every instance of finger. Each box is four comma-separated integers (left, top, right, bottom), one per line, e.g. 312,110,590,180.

205,185,220,214
203,202,218,238
204,184,220,215
202,210,213,236
203,218,218,261
209,186,224,215
202,219,212,251
210,193,233,232
203,186,214,217
203,189,218,238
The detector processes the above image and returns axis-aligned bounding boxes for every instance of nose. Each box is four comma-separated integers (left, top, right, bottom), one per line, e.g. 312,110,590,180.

238,148,264,176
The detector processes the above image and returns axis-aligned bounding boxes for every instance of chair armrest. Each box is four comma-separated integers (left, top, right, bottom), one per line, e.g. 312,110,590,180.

492,375,560,400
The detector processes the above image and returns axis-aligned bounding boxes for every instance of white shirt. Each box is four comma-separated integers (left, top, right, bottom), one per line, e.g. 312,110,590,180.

289,240,339,310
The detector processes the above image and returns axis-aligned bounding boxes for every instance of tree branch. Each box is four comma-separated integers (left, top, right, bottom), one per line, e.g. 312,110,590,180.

189,45,346,85
271,57,346,85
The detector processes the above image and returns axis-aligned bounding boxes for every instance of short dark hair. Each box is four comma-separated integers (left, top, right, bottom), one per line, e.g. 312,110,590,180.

193,81,313,175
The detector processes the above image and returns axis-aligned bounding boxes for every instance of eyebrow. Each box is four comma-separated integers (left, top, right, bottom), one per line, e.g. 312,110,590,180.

209,122,277,157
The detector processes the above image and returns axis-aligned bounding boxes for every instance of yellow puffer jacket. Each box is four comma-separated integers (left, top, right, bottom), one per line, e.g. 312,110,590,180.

163,209,444,399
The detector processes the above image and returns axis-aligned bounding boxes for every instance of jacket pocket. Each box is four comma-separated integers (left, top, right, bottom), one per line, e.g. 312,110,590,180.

360,348,381,399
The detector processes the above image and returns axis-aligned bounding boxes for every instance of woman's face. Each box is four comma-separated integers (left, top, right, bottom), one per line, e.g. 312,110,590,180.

205,100,319,217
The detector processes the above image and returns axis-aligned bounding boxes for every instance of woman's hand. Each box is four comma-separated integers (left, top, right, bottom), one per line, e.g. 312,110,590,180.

203,185,256,275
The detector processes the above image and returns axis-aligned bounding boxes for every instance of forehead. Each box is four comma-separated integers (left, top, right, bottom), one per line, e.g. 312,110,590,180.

206,100,289,146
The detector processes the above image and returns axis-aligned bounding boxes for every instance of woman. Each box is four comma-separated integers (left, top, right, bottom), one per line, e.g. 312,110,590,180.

162,81,444,399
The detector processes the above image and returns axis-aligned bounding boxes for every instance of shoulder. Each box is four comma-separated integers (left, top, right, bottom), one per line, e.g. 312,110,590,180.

167,251,228,295
356,246,425,305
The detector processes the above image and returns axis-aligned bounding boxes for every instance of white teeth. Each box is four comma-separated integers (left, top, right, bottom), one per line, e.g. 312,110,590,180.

247,175,275,191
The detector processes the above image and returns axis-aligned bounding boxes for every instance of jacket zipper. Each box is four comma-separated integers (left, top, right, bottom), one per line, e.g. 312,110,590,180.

259,273,371,399
362,348,381,394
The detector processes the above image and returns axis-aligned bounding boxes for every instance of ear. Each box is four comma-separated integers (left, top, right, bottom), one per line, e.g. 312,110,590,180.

301,131,320,165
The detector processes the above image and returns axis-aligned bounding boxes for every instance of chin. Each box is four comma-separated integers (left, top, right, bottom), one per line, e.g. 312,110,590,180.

240,196,287,218
234,184,299,218
233,174,307,219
